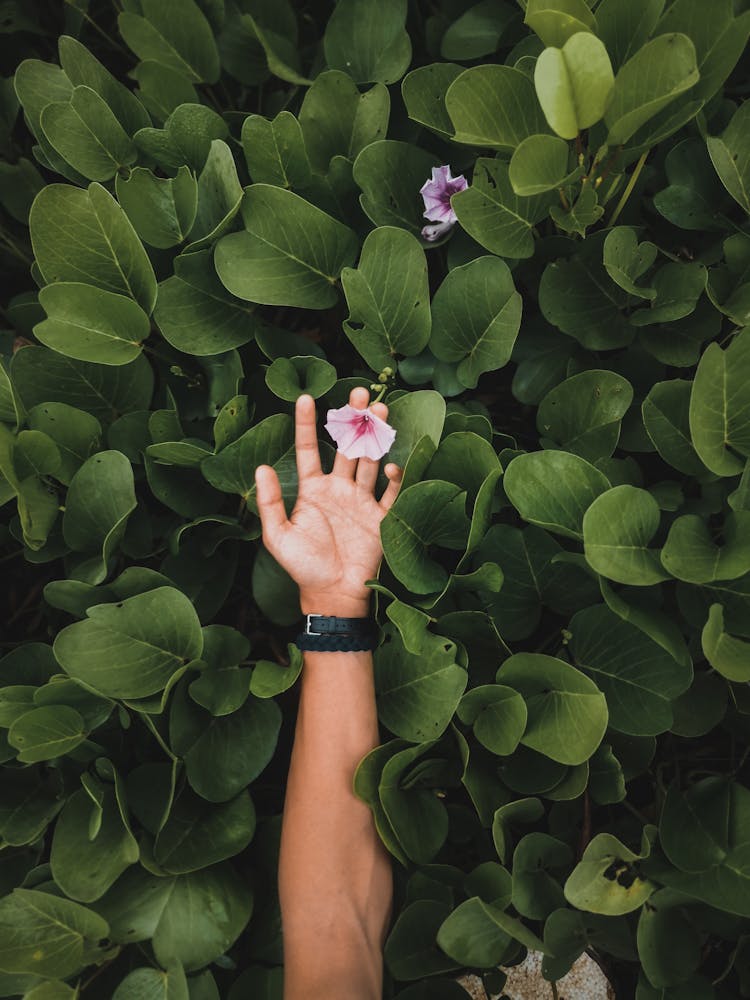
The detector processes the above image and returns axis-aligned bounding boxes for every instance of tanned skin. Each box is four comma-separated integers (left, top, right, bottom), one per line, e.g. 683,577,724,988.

254,386,403,1000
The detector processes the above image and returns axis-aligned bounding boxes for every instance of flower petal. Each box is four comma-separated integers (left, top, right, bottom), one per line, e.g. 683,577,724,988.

421,220,455,242
324,404,396,460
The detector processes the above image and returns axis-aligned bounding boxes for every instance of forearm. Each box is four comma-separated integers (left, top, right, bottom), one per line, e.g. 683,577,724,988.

278,645,393,996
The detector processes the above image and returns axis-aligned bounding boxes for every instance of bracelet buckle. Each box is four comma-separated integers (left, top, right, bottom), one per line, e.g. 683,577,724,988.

304,614,325,635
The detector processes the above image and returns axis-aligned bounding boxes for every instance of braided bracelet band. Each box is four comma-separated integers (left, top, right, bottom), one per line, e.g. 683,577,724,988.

294,630,378,652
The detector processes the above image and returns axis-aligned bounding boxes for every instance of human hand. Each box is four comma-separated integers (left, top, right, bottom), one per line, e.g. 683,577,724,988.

254,386,403,619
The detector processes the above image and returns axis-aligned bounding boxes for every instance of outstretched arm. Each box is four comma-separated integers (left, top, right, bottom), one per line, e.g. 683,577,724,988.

254,387,402,1000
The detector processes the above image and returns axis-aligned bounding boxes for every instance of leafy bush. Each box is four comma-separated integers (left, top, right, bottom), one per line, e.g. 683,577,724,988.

1,0,749,996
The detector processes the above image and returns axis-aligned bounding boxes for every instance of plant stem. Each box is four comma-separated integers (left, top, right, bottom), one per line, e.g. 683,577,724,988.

64,1,130,57
0,228,32,267
608,150,649,227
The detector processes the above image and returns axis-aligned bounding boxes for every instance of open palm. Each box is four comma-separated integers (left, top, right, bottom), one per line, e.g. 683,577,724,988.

254,387,403,619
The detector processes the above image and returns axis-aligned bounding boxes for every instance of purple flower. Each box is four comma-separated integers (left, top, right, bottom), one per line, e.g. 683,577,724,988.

419,165,468,241
324,404,396,461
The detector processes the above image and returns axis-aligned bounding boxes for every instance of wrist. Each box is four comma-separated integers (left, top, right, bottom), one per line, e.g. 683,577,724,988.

299,592,372,620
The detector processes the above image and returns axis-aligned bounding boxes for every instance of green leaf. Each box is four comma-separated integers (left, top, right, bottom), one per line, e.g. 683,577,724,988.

112,965,188,1000
629,261,707,327
603,227,658,299
381,480,470,593
323,0,411,85
438,897,545,966
476,523,599,641
425,432,501,503
596,0,665,71
534,33,614,140
524,0,596,47
564,830,657,915
354,741,410,867
657,0,750,102
379,742,449,864
548,181,603,236
637,889,703,990
509,134,571,195
50,787,138,902
537,370,633,461
384,900,458,979
299,71,390,173
118,0,220,84
0,888,110,978
24,981,79,1000
604,33,700,146
384,390,446,472
201,413,294,501
504,450,611,540
93,862,252,970
155,250,258,356
132,62,198,123
116,166,198,249
352,140,439,236
57,35,150,136
26,403,101,485
512,832,571,919
457,685,527,755
374,624,467,741
7,706,87,764
249,645,303,699
701,603,750,682
11,347,154,426
452,158,555,260
707,99,750,214
62,450,137,585
689,328,750,477
35,283,150,366
181,697,281,802
497,653,608,765
341,227,430,371
658,779,750,917
40,86,137,181
153,788,255,873
661,512,750,584
539,248,632,350
54,587,203,699
240,11,311,87
0,767,63,847
251,545,302,627
178,139,241,251
445,65,548,150
215,185,358,309
441,1,517,60
653,137,730,231
401,63,462,140
582,485,670,585
241,111,311,189
429,256,521,389
569,604,692,736
29,183,157,314
265,356,337,402
135,106,229,175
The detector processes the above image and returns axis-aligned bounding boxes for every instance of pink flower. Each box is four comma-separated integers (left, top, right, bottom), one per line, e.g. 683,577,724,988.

324,404,397,461
419,165,468,241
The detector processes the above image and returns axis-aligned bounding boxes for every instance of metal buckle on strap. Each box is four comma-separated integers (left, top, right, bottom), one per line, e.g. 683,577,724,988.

305,614,324,635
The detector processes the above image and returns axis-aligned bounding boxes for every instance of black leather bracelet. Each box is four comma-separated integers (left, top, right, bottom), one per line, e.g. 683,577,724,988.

295,614,378,652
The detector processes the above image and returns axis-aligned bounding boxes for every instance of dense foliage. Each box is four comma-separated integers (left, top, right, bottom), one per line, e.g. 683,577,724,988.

1,0,749,996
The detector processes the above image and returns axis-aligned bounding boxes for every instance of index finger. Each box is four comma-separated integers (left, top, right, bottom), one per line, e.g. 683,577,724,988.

295,394,322,481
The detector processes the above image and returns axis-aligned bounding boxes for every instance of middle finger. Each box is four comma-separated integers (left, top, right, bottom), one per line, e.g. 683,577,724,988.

331,386,371,479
